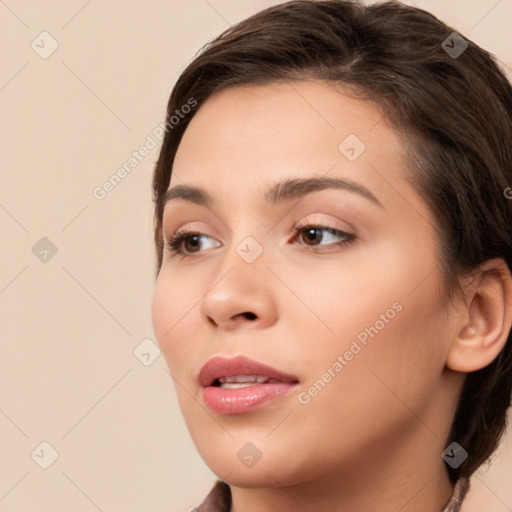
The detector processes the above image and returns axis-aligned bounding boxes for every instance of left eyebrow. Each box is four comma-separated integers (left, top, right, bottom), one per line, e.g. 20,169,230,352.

159,176,384,212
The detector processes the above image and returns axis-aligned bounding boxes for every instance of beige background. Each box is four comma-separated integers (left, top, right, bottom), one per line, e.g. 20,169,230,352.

0,0,511,510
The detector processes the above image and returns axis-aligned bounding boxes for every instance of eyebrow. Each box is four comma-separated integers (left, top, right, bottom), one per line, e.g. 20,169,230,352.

159,176,384,212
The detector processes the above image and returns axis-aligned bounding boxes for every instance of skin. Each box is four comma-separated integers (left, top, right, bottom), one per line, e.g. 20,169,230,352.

151,80,512,512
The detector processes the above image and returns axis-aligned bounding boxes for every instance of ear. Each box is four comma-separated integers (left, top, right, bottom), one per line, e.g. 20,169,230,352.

446,258,512,373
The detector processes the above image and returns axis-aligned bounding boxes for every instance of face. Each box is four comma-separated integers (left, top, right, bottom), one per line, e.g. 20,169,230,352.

151,81,459,489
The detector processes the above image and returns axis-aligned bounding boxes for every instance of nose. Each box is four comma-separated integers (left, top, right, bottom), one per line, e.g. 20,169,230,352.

199,244,279,331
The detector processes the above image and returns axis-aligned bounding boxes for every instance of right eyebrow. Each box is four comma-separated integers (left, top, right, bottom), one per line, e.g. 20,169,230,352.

159,176,384,212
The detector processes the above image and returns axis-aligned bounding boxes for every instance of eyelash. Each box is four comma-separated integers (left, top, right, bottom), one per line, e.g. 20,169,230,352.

165,224,356,257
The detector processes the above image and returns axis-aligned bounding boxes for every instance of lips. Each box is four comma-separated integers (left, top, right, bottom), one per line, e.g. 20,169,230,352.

198,355,300,414
198,355,299,387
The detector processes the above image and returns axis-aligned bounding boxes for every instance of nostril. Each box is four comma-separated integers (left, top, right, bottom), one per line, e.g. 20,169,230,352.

242,312,257,320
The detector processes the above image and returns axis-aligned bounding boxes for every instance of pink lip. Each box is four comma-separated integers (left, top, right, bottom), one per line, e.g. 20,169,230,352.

198,355,299,415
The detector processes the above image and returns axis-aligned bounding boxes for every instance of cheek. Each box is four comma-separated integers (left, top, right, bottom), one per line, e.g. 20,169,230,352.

278,283,447,470
316,276,446,418
151,279,166,339
151,276,176,347
289,243,447,408
151,270,199,373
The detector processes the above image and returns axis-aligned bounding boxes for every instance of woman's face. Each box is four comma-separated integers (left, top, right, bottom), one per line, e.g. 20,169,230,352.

151,81,462,488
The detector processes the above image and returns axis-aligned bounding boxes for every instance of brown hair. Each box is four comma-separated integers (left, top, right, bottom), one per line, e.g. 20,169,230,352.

152,0,512,484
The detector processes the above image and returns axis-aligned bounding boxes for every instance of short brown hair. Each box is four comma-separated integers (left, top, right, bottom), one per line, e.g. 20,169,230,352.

152,0,512,483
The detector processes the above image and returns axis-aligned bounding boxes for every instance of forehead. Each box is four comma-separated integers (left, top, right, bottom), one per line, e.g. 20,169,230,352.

177,80,390,150
169,81,422,218
174,80,400,167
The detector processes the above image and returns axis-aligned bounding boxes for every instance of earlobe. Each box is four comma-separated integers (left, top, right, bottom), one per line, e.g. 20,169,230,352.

446,258,512,373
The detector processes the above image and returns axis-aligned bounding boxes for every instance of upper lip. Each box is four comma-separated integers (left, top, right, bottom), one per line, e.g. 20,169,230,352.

198,355,299,387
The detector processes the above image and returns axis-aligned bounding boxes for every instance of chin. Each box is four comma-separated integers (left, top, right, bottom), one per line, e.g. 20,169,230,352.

194,437,311,489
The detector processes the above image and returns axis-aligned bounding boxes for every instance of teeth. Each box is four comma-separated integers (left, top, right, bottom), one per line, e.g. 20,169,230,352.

219,382,261,389
216,375,274,388
218,375,269,384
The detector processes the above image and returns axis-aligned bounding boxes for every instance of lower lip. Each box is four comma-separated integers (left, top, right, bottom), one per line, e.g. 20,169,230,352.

203,382,298,414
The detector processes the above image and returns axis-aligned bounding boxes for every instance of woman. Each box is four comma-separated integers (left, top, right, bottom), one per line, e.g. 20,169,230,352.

150,1,512,510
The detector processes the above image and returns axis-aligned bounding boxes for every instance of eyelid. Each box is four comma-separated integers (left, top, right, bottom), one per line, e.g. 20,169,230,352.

291,212,356,236
289,223,355,249
164,222,356,258
165,229,220,255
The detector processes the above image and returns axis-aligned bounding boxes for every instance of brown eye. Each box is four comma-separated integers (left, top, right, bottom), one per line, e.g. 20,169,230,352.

182,234,202,253
166,231,221,256
300,227,324,246
291,225,356,250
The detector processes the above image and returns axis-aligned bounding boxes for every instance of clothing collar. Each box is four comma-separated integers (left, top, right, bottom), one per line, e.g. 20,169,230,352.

442,476,470,512
194,476,470,512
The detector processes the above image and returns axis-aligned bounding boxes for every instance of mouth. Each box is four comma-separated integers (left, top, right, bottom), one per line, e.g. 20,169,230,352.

198,355,300,414
211,375,289,389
